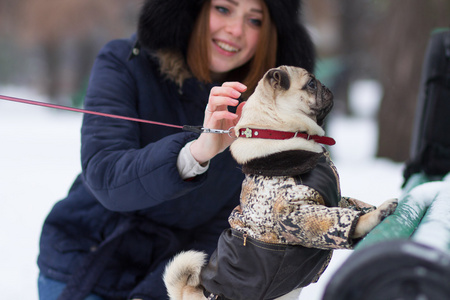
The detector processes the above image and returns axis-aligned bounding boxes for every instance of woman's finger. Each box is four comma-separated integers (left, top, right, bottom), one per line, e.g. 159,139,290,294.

207,82,247,112
206,110,238,121
207,96,239,112
209,87,241,101
221,81,247,93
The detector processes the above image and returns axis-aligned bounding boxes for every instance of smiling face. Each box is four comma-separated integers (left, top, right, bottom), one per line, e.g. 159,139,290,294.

209,0,263,79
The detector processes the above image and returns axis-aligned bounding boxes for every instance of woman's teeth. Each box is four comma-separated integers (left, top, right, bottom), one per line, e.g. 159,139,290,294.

216,41,239,53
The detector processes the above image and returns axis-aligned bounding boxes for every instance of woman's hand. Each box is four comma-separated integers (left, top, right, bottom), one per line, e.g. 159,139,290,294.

190,82,247,165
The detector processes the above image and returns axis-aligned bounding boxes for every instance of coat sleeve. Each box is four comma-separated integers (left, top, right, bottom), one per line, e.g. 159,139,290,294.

80,40,206,212
277,202,362,250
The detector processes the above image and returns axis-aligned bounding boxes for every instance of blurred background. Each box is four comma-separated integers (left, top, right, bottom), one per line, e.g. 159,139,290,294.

0,1,449,298
1,0,449,161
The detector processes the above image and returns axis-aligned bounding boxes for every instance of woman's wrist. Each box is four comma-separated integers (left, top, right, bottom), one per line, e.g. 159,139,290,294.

189,138,212,166
177,141,209,179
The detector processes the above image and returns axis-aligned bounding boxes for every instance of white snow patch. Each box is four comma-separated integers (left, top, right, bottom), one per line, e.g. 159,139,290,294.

348,79,383,118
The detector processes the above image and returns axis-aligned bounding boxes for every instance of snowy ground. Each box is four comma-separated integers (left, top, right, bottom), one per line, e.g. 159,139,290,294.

0,86,404,299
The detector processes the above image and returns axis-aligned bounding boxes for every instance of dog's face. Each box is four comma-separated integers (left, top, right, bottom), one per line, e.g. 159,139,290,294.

231,66,334,164
236,66,333,134
262,66,333,127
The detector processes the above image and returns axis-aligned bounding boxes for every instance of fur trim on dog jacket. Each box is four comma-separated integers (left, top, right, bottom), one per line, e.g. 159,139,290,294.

137,0,315,72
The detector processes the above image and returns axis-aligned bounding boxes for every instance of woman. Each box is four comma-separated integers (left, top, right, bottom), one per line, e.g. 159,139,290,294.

37,0,315,299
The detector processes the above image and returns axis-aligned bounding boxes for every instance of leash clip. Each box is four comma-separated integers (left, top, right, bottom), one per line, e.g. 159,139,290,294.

183,125,235,138
202,128,230,134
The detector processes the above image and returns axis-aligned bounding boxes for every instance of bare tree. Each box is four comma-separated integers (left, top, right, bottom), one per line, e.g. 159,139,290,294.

306,0,450,162
373,0,450,162
14,0,140,103
305,1,384,115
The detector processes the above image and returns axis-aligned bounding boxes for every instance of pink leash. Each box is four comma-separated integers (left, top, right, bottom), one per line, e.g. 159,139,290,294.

0,94,185,129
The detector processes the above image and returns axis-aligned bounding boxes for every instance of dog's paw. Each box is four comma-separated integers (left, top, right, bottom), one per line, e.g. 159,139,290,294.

376,198,398,221
352,198,398,239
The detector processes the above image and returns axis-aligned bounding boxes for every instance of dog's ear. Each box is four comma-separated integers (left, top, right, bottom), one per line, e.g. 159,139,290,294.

267,69,290,90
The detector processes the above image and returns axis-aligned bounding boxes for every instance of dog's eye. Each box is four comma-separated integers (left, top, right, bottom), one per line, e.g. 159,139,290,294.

307,79,317,90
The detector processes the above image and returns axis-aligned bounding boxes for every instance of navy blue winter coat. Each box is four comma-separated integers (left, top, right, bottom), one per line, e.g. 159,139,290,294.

38,35,244,299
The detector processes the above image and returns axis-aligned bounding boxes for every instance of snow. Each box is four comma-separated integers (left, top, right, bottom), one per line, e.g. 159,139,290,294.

407,175,450,253
348,80,382,118
0,86,404,299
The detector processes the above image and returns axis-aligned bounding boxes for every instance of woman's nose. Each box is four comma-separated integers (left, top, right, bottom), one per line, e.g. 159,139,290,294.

225,18,244,37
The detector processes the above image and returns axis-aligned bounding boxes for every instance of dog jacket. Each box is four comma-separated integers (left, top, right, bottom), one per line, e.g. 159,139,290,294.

201,150,373,299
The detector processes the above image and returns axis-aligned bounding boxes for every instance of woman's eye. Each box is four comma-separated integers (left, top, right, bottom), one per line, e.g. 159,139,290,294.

215,6,229,14
249,18,262,27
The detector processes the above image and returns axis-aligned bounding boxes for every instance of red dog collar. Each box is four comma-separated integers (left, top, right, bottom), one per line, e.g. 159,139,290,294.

237,128,336,146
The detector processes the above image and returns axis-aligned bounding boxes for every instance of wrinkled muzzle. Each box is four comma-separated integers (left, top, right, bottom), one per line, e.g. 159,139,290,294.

314,80,333,126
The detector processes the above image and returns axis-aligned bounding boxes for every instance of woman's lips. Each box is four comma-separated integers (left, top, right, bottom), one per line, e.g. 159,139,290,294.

213,39,241,55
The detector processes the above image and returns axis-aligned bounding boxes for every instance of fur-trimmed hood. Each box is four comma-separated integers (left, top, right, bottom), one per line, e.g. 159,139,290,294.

137,0,315,72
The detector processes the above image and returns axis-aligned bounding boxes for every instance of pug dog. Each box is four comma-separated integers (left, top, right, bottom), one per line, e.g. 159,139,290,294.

163,66,398,300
